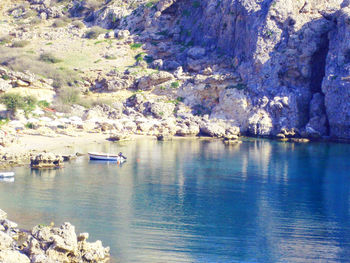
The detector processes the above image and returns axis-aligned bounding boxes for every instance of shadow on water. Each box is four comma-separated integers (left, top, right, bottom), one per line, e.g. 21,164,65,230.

0,138,350,262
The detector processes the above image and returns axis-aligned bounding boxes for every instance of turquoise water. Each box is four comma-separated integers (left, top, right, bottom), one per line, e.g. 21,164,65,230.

1,138,350,262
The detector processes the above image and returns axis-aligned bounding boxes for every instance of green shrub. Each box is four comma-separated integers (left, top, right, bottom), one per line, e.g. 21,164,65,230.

72,20,85,29
0,94,37,116
85,26,106,39
25,122,35,129
171,81,180,89
39,52,62,64
22,95,37,113
135,52,145,62
52,17,71,28
38,100,50,108
0,35,14,45
11,40,30,48
57,87,81,105
130,43,142,50
1,74,10,80
0,93,25,115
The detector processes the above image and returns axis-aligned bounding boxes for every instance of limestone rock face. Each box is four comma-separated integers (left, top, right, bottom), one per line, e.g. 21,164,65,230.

322,7,350,139
111,0,349,139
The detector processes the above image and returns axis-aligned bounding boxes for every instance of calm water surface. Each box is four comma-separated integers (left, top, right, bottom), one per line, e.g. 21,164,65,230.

1,138,350,262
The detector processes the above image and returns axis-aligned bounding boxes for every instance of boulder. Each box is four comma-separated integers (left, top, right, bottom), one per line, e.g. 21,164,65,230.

0,209,7,220
0,79,11,92
0,231,13,250
176,122,200,137
137,72,174,90
200,122,226,137
149,101,175,119
248,110,273,136
187,47,206,59
115,29,130,39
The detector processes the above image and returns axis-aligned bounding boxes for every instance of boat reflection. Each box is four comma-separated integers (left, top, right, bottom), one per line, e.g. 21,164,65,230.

0,177,14,183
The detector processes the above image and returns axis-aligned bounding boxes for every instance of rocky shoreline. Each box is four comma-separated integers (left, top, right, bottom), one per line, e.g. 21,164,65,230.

0,209,110,263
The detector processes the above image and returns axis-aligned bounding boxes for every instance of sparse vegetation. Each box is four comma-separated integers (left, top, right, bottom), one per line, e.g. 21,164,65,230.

29,17,41,25
0,47,80,88
130,43,142,50
72,20,85,29
104,54,117,60
171,81,180,89
52,17,71,28
85,26,107,39
135,52,146,62
39,52,62,64
38,100,50,108
11,40,30,48
0,35,14,45
0,93,37,117
1,74,10,80
57,87,81,105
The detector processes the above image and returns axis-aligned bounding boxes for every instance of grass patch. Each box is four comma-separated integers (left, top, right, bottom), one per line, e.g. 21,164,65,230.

39,52,62,64
0,47,80,89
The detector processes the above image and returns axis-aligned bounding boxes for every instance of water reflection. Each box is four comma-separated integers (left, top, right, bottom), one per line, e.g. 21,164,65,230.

0,138,349,262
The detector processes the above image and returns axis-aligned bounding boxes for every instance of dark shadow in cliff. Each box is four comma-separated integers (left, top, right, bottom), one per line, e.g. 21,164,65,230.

310,33,329,94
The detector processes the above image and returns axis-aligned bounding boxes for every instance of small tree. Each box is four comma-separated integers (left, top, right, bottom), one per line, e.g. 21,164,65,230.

0,93,25,118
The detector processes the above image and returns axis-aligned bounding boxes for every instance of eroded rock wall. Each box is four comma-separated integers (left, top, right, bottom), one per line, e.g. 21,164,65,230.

153,0,349,138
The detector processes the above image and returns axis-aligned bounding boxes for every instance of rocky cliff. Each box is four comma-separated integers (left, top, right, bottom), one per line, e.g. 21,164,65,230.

111,0,350,139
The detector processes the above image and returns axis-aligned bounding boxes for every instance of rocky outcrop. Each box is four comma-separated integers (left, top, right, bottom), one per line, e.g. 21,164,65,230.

30,153,63,168
0,209,110,263
137,71,174,90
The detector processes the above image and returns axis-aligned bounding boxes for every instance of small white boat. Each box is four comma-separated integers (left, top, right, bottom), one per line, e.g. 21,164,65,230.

0,172,15,178
88,152,127,162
